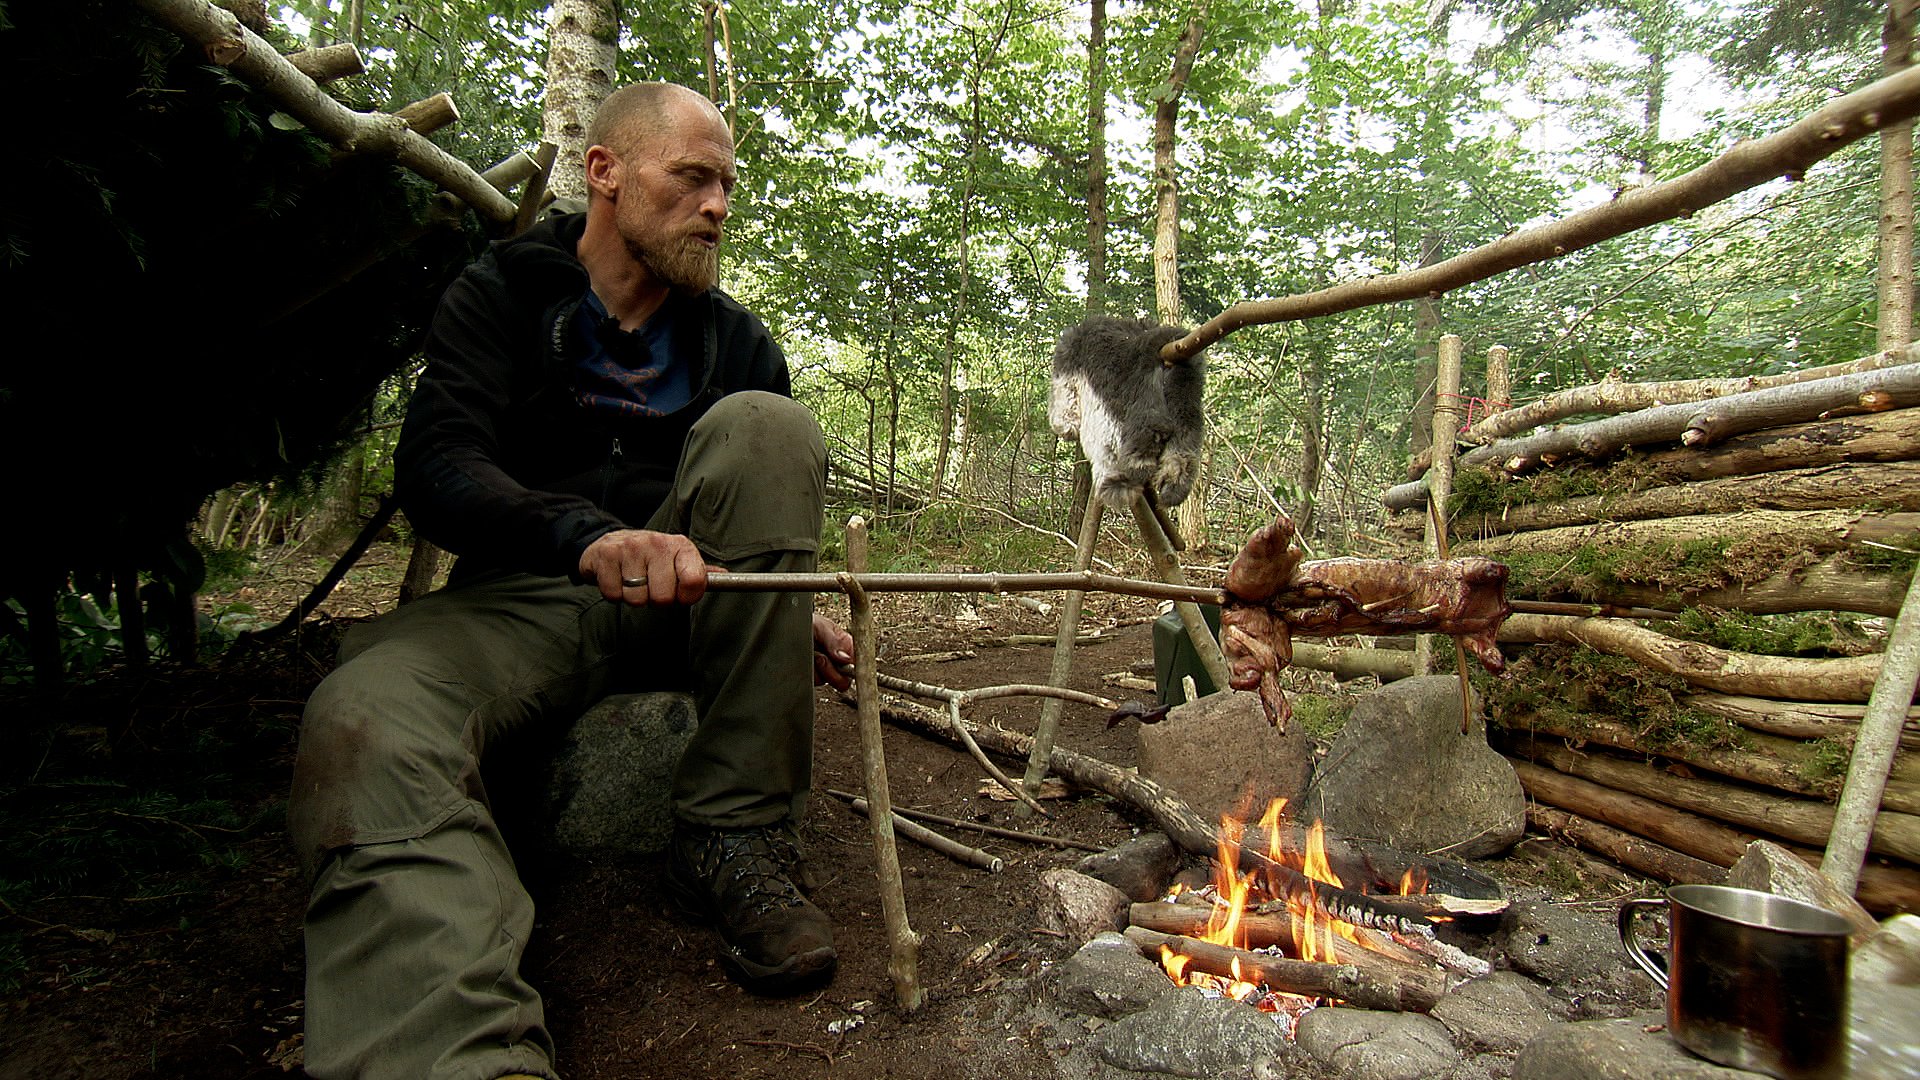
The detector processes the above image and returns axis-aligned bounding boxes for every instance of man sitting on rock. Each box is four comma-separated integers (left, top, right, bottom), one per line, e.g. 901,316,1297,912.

287,82,852,1080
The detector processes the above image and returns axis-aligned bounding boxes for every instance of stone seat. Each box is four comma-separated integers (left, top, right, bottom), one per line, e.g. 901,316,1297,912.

543,691,697,855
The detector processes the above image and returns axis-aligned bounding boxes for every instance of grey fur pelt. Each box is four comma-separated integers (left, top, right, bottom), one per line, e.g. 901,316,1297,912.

1048,316,1205,508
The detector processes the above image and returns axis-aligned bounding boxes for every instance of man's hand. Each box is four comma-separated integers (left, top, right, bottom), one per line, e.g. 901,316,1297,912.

813,612,854,691
579,529,713,605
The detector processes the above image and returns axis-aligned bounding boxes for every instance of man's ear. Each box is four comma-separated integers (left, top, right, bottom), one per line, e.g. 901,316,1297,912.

583,146,620,200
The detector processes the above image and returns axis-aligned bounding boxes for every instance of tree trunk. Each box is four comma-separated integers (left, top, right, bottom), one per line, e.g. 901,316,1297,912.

1506,734,1920,864
1459,508,1920,563
1153,7,1209,549
1497,612,1893,701
1880,0,1919,352
1085,0,1109,317
1498,708,1920,812
1409,233,1443,463
1436,347,1918,460
1498,554,1912,619
1528,805,1728,886
1512,758,1920,912
1458,363,1920,473
541,0,619,205
1683,693,1920,750
1412,460,1920,532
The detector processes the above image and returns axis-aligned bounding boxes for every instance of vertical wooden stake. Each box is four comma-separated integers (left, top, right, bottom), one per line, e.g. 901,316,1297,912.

843,515,925,1011
1821,565,1920,894
1019,499,1105,816
1485,344,1511,417
1416,333,1464,679
1130,494,1232,694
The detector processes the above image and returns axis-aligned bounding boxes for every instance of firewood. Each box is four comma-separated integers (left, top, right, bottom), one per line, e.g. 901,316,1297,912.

1127,902,1447,1011
1122,927,1436,1013
1509,735,1920,865
873,694,1443,938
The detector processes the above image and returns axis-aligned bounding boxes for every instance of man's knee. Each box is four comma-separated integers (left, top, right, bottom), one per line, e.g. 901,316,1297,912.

692,392,824,477
289,654,476,875
678,393,826,558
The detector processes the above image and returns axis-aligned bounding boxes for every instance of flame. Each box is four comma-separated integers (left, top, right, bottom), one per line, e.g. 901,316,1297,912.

1155,796,1426,1016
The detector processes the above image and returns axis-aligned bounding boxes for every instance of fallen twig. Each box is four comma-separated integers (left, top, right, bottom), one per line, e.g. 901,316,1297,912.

835,795,1004,872
823,791,1104,852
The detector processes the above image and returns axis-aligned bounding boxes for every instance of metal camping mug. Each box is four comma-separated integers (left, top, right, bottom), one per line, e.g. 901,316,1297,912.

1619,884,1852,1080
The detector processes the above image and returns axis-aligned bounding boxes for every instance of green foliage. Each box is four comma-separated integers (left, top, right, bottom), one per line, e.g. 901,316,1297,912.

1499,536,1742,598
1481,642,1737,752
1668,608,1874,658
1800,736,1854,788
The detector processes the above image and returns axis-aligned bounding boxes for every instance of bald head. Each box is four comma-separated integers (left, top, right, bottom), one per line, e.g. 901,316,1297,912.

587,82,728,160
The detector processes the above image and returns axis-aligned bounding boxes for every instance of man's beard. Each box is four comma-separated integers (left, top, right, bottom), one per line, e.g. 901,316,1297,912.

627,229,719,295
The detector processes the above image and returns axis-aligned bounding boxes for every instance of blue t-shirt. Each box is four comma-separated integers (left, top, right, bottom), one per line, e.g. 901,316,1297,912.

571,289,693,418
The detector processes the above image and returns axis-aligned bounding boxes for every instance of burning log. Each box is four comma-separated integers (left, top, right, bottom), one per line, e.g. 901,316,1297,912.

1123,927,1436,1013
874,694,1450,939
1222,514,1513,728
1127,902,1447,1011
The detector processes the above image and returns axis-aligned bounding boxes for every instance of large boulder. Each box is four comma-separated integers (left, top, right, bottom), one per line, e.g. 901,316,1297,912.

543,692,696,853
1302,676,1523,859
1137,690,1314,824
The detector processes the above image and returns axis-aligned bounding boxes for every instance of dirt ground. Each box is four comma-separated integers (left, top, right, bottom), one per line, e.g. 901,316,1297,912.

0,542,1633,1079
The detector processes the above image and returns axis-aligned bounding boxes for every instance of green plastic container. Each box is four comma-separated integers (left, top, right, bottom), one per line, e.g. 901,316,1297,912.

1152,604,1223,707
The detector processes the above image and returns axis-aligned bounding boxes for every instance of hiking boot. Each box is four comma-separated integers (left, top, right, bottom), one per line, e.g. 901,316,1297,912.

668,821,837,994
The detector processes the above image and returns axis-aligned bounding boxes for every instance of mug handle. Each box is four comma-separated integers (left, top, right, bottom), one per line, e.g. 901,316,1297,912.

1618,897,1670,990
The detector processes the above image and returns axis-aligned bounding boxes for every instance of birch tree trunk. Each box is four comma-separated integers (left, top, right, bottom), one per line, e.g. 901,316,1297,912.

1085,0,1109,317
1153,7,1208,548
542,0,620,205
1881,0,1919,353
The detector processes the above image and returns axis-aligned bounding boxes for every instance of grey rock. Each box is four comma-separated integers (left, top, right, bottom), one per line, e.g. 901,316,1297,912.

545,692,695,853
1052,931,1176,1020
1138,691,1313,825
1727,840,1877,940
1855,914,1920,986
1433,972,1563,1054
1513,1014,1754,1080
1038,868,1131,943
1498,901,1621,986
1303,676,1524,860
1092,986,1290,1078
1294,1008,1461,1080
1078,831,1183,903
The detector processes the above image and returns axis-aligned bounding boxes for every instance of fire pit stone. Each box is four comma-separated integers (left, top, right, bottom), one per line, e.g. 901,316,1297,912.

1038,867,1132,942
1429,971,1564,1054
1052,931,1179,1020
1090,985,1294,1077
1075,830,1184,903
1513,1012,1752,1080
1497,900,1641,991
1292,1007,1461,1080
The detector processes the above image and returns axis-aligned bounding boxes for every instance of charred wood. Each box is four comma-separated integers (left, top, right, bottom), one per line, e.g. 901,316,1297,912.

1123,927,1437,1012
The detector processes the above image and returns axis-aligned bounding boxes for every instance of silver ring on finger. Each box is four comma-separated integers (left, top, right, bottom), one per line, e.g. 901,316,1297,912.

621,576,648,588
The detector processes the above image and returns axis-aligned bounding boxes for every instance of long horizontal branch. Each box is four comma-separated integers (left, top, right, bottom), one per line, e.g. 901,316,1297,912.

1162,64,1920,361
132,0,516,224
1123,927,1431,1013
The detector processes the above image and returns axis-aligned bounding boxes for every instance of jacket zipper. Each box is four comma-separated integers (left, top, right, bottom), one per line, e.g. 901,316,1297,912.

602,436,623,505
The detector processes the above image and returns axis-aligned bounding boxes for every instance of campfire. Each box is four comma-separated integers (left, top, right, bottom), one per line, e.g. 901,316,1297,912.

1121,799,1501,1034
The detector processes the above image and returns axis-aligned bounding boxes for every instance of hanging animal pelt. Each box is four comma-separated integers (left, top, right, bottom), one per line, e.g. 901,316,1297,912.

1048,316,1206,508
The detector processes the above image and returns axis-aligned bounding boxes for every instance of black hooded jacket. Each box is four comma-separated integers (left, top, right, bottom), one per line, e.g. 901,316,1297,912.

395,213,790,580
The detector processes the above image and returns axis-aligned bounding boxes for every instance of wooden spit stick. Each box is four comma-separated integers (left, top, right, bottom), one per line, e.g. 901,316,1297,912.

1021,498,1106,816
844,517,924,1010
837,795,1004,872
1123,927,1432,1013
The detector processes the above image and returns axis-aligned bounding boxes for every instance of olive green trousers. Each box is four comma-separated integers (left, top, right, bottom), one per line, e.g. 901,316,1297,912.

289,392,825,1080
